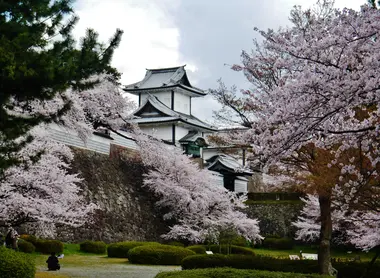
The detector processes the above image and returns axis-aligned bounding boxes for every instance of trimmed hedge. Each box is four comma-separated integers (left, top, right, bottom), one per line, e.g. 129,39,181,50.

107,241,159,258
186,245,207,254
181,254,380,278
128,244,196,265
35,239,64,254
155,268,331,278
166,241,185,247
17,240,36,253
261,237,293,250
208,244,255,255
0,247,36,278
19,234,38,246
80,240,107,254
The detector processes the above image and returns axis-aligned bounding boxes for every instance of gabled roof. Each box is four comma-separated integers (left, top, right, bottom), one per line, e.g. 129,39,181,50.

206,154,253,175
179,131,203,142
123,66,206,97
130,96,218,132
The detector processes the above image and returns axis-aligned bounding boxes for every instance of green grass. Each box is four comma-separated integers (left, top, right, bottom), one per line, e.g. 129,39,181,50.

254,245,376,261
155,268,331,278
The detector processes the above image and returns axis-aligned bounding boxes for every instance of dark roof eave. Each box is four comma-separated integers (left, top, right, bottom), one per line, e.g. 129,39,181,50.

136,118,217,132
208,163,254,175
123,84,206,96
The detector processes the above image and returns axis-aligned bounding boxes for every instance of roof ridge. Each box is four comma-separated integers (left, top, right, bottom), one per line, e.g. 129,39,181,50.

146,65,186,71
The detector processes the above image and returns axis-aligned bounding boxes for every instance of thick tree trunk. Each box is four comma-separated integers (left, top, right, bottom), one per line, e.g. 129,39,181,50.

318,194,334,275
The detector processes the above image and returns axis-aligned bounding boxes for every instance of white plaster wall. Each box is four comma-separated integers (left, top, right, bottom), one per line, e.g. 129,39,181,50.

234,179,248,193
174,92,190,114
140,125,173,142
140,91,172,107
202,148,219,161
47,124,138,154
175,126,190,141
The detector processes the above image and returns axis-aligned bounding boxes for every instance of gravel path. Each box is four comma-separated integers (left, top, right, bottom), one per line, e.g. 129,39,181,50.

36,255,180,278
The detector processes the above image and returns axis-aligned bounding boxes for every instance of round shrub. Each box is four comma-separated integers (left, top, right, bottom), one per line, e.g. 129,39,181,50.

208,244,255,255
80,240,107,254
35,239,64,254
107,241,159,258
19,234,38,246
128,244,196,265
166,241,185,247
17,240,35,253
262,237,293,250
182,254,227,269
186,245,207,254
0,247,35,278
231,236,248,247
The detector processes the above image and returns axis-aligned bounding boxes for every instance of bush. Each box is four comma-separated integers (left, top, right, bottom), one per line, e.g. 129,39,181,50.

128,244,196,265
262,237,293,250
231,236,248,247
80,240,107,254
182,254,318,273
107,241,159,258
208,244,255,255
19,234,38,246
17,240,35,253
35,239,64,254
0,247,36,278
181,254,380,278
166,241,185,247
186,245,207,254
155,268,331,278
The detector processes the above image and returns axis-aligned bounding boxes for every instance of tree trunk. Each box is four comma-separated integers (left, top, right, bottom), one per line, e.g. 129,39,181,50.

360,247,380,278
318,194,334,275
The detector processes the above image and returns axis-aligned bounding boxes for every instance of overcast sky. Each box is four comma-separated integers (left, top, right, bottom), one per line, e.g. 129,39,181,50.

73,0,363,124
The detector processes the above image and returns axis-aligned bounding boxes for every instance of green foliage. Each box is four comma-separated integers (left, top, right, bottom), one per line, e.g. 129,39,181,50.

107,241,159,258
0,247,35,278
19,234,38,246
261,237,294,250
187,245,207,254
155,267,331,278
182,254,319,272
35,239,64,254
231,236,248,247
79,240,107,254
166,241,185,247
0,0,123,175
17,239,35,253
208,244,255,255
128,244,196,265
181,254,380,278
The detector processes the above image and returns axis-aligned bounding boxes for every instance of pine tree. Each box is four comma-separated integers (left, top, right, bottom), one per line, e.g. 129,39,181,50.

0,0,123,175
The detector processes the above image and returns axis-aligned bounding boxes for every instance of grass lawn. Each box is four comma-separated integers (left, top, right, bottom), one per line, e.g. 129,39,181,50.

30,243,376,277
33,243,180,278
253,245,375,261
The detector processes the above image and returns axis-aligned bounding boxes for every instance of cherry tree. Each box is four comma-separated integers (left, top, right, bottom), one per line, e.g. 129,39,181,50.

134,130,262,244
0,125,97,236
0,75,134,236
294,193,380,275
293,194,346,242
211,1,380,274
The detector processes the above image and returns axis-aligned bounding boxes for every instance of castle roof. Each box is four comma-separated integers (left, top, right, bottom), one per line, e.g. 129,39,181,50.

206,154,254,175
130,96,217,132
123,66,206,97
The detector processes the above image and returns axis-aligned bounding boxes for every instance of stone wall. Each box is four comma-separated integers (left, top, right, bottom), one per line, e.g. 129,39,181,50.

245,201,304,238
57,148,167,243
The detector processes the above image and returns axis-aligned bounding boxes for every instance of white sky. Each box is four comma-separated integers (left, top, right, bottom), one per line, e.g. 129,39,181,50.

73,0,364,123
